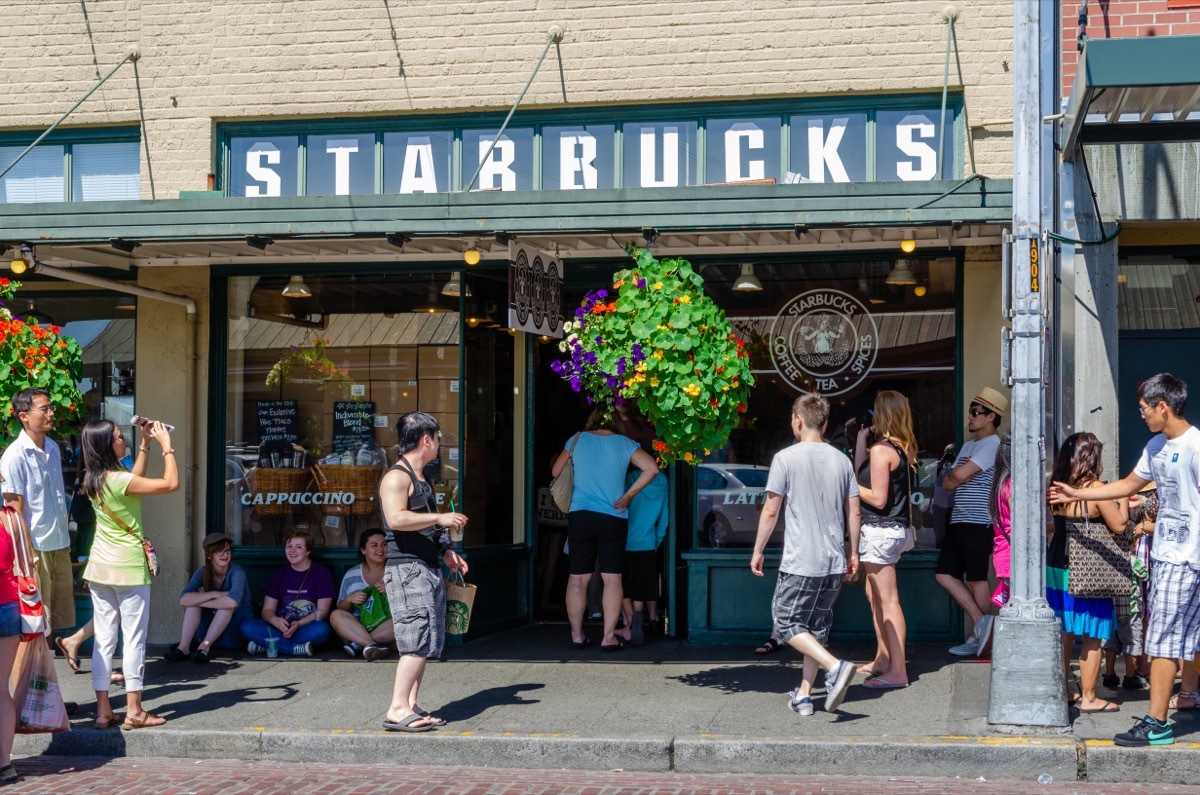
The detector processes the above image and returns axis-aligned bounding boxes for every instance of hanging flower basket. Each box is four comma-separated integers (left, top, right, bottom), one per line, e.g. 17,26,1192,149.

552,246,754,465
265,336,352,390
0,277,84,447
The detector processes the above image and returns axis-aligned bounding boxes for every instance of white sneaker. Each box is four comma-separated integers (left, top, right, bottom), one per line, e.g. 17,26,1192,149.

247,641,264,655
974,615,995,656
949,628,980,656
788,690,814,716
291,642,313,657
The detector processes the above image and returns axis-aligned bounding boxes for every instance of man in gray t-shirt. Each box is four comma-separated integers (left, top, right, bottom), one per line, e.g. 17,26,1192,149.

751,394,861,715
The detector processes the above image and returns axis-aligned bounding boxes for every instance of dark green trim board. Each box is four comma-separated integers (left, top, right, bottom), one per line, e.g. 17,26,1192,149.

206,272,229,539
0,179,1012,245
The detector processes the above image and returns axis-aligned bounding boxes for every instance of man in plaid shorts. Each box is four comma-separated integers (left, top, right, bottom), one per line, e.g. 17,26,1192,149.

751,394,861,715
1052,373,1200,746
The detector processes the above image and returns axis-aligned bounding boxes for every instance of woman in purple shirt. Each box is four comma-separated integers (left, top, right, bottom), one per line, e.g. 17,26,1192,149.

240,531,335,656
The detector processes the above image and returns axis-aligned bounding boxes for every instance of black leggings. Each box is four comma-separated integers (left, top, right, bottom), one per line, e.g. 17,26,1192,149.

567,510,628,575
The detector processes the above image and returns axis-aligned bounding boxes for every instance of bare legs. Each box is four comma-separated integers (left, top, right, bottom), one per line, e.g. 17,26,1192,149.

0,637,17,767
175,606,235,656
863,562,908,684
784,631,840,697
567,572,626,646
386,654,437,728
935,574,990,624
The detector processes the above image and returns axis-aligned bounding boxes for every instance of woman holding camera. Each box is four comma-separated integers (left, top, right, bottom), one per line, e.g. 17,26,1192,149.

854,391,918,689
80,418,178,730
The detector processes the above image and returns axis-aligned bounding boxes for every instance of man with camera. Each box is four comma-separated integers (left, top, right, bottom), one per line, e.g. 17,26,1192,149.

0,388,75,635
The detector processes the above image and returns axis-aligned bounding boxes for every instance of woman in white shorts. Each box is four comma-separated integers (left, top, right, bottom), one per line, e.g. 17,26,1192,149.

854,391,918,689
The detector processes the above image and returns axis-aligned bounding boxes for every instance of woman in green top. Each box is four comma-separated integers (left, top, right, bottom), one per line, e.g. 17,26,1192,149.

80,419,178,730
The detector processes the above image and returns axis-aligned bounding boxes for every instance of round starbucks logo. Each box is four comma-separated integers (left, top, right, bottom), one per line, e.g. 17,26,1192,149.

768,289,878,397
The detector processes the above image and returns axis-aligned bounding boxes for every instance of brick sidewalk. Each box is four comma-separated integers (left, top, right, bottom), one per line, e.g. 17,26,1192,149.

6,757,1200,795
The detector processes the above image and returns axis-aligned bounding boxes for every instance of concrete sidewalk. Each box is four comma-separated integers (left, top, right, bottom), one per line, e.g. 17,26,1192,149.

15,624,1200,784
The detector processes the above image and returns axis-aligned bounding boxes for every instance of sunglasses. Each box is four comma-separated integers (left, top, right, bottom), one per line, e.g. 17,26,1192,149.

968,407,993,418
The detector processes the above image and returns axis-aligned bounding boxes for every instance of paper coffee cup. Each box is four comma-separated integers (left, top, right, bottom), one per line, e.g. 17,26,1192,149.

266,637,278,658
449,525,464,544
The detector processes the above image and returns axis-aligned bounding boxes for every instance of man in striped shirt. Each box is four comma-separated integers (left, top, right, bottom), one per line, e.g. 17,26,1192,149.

935,387,1007,658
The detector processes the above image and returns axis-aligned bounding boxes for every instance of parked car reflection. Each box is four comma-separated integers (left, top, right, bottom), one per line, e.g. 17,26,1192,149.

697,463,777,548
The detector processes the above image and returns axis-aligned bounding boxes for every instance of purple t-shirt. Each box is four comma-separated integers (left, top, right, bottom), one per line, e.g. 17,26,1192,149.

263,562,336,622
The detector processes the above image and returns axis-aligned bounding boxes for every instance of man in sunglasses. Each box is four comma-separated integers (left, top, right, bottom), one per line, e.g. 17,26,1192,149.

936,386,1007,658
0,388,75,636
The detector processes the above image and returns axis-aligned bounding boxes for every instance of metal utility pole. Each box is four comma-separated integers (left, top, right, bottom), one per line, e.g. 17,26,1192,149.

988,0,1069,728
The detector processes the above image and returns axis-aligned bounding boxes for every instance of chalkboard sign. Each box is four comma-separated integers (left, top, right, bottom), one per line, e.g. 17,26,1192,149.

332,401,376,453
257,400,299,444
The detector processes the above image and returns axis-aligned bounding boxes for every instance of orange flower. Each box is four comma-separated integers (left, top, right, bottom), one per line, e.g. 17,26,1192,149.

736,402,747,413
48,325,61,335
68,403,75,411
24,358,34,369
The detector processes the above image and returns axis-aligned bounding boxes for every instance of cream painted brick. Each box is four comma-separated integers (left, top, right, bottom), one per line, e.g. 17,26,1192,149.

0,0,1014,197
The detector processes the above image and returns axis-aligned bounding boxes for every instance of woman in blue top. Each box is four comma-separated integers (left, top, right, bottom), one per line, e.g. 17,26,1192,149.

165,532,252,663
552,406,659,651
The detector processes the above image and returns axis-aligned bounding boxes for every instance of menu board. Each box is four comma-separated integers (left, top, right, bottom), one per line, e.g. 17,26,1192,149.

332,401,376,453
256,400,299,444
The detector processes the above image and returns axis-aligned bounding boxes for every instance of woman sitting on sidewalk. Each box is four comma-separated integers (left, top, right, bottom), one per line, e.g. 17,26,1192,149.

165,532,252,663
240,531,335,657
331,528,394,661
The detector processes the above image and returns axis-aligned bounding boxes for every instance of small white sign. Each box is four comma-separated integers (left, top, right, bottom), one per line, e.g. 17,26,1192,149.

373,414,389,428
449,380,460,393
350,384,366,397
448,448,460,461
324,515,342,529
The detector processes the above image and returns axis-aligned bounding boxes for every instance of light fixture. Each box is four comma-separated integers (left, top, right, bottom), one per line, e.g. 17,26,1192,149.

899,232,917,254
642,227,659,245
494,231,513,245
9,244,32,274
21,299,54,326
440,272,472,298
110,237,138,253
732,263,763,292
386,233,411,249
794,223,808,240
115,295,137,310
913,285,927,297
281,275,312,298
246,235,272,250
414,283,451,313
463,240,482,266
885,259,918,286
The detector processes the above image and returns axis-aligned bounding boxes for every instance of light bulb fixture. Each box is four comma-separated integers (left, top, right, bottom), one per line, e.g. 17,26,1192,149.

9,244,33,274
913,285,927,297
732,263,763,292
440,272,472,297
115,295,137,310
463,240,482,266
899,232,917,254
885,259,918,286
281,275,312,298
414,283,451,314
22,299,54,326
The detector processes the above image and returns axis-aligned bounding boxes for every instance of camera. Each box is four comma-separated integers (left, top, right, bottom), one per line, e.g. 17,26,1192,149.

131,415,176,433
855,409,874,430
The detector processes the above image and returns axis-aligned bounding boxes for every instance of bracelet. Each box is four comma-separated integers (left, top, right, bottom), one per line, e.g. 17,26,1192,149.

162,449,176,456
139,447,151,453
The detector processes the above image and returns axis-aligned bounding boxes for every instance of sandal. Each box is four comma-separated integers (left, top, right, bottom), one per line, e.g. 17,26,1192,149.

1170,690,1199,710
754,637,782,655
55,637,81,672
416,710,447,727
120,712,166,731
1078,700,1120,714
94,713,123,729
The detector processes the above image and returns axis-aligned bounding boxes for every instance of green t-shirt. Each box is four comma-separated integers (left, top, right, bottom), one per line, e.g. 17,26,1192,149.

83,471,150,587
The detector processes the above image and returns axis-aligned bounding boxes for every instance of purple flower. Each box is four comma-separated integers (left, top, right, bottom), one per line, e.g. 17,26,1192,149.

637,278,646,289
575,307,585,320
631,343,644,362
570,376,582,392
605,375,621,389
595,335,603,345
596,289,608,300
616,357,626,376
583,352,597,366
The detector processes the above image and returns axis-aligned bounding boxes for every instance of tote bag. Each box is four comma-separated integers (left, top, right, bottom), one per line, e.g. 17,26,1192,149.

549,434,580,513
445,571,477,636
1067,508,1133,599
2,507,47,642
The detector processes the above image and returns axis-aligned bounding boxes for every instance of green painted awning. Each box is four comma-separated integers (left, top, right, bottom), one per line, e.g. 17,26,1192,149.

1,179,1011,269
1062,34,1200,155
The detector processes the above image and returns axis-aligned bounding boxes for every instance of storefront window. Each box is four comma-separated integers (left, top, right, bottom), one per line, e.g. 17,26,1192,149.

1117,255,1200,330
223,273,464,548
690,256,959,549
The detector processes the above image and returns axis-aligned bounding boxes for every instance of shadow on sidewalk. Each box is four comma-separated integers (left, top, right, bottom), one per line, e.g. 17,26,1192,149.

436,683,546,722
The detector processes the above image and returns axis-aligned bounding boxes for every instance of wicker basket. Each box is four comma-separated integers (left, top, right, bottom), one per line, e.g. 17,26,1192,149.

314,464,383,516
250,467,313,517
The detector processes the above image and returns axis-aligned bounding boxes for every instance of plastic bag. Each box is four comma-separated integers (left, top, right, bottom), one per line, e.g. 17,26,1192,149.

10,640,69,734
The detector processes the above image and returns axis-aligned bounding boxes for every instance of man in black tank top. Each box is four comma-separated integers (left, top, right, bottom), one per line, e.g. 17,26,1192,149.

377,412,468,732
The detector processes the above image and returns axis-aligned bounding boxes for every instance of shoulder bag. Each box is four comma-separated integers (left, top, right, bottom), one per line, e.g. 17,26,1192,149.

549,433,581,514
1066,501,1132,599
1,506,47,642
97,499,160,579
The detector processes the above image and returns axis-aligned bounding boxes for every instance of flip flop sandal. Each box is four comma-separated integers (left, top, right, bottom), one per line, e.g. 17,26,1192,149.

857,665,885,677
54,637,81,672
1170,690,1199,710
121,712,166,731
1078,701,1120,714
383,713,437,732
754,637,782,655
862,677,908,689
600,640,626,652
570,637,593,650
416,710,447,727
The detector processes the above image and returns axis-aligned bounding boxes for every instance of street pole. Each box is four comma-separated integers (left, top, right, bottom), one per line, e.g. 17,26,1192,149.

988,0,1069,728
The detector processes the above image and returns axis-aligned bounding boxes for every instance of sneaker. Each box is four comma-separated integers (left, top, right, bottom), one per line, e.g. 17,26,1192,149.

343,641,363,659
363,644,390,662
973,615,995,657
191,648,210,664
291,642,313,657
163,645,189,663
948,629,980,656
1123,674,1149,690
787,690,814,716
247,641,264,655
823,659,855,712
1115,715,1175,747
1102,673,1121,689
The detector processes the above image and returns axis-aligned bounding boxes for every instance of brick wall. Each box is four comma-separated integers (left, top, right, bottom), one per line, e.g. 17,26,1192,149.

1062,0,1200,94
0,0,1017,196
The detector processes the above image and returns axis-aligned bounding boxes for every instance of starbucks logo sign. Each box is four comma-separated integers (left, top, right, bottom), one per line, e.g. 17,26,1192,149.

768,289,878,397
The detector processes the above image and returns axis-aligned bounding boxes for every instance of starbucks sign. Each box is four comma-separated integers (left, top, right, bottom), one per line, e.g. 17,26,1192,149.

768,289,879,397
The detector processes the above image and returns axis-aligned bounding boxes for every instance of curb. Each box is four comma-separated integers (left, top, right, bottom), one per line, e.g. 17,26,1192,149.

18,728,1200,783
